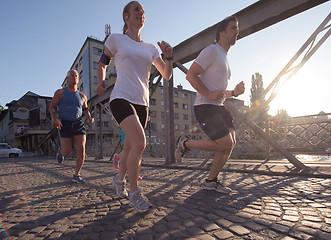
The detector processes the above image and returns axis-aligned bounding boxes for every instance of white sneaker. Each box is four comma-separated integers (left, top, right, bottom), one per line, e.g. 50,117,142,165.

202,179,232,193
175,136,189,163
129,189,152,213
112,175,128,198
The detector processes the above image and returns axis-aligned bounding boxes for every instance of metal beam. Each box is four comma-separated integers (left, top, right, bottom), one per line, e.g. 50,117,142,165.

173,0,329,64
224,101,309,171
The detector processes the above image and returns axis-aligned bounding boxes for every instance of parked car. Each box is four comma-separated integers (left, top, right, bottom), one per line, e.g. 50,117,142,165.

0,143,22,158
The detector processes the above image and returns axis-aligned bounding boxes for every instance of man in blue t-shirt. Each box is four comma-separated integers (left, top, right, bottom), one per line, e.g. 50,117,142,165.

50,70,94,183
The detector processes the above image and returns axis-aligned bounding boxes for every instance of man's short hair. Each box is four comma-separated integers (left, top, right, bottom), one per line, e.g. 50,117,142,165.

215,16,238,42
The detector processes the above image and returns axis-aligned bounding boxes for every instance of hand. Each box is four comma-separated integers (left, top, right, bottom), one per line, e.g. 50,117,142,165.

234,81,245,96
207,90,225,102
52,118,62,129
96,81,106,96
157,41,173,58
89,117,94,124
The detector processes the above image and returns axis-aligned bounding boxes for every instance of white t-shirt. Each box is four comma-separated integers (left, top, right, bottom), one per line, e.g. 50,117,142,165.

194,43,231,106
105,34,160,106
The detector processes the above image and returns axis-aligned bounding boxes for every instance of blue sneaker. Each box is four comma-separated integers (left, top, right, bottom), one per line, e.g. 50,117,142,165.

57,147,64,163
72,174,86,183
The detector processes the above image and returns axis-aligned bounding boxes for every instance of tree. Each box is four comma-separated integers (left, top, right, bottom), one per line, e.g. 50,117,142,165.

274,109,290,125
250,72,269,124
0,103,4,115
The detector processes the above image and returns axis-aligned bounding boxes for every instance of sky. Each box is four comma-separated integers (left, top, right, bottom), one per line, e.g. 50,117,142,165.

1,0,330,117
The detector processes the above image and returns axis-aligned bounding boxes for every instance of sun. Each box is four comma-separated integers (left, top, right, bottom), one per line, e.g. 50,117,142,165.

268,63,322,117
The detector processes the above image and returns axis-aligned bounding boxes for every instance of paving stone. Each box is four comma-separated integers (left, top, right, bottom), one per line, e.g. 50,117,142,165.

213,230,234,239
282,215,300,222
194,234,216,240
271,223,290,233
201,223,220,232
186,227,205,236
216,219,233,228
229,225,250,235
289,230,314,240
243,221,265,231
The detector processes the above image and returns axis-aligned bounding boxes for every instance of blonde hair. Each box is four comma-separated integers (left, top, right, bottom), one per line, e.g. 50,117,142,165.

122,1,139,34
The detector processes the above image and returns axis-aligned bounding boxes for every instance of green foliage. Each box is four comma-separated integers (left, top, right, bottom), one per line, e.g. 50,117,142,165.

249,73,269,123
0,103,4,114
274,109,290,125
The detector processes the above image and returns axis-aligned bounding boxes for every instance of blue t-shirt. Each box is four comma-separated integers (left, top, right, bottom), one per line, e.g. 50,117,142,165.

58,88,83,121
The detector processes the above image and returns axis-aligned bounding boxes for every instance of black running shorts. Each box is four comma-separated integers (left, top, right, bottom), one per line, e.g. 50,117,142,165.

194,104,234,140
110,99,148,128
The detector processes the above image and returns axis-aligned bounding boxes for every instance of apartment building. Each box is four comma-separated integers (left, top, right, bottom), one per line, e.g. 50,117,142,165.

149,84,199,141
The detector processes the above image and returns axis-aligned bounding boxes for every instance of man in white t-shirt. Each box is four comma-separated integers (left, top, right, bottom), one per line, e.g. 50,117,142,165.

175,16,245,193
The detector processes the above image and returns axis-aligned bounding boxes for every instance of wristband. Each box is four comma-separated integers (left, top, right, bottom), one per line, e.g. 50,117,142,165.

165,55,173,61
232,90,238,97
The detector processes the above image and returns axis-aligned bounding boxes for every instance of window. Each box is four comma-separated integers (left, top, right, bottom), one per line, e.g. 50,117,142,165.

182,93,188,99
150,123,157,131
175,124,179,130
160,88,164,94
103,121,109,128
150,111,156,117
174,102,178,108
174,91,178,97
161,100,164,106
79,57,82,66
182,103,188,109
94,76,98,84
79,83,84,91
183,125,189,130
183,114,189,120
93,62,98,69
150,99,156,105
161,112,165,119
93,47,102,56
174,113,179,119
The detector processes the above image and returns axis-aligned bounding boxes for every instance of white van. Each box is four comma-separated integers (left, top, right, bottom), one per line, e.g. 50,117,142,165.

0,143,22,158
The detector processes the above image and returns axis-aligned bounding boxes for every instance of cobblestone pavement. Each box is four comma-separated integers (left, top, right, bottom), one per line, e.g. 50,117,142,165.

0,156,330,240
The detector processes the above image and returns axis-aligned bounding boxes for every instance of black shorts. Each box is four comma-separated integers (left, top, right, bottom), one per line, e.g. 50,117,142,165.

110,99,148,128
59,120,86,138
194,104,234,140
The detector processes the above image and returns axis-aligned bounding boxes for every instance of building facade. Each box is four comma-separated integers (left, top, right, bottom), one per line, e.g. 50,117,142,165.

0,91,52,151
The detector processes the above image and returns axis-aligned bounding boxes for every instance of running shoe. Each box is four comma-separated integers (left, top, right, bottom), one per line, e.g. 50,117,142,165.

129,189,152,213
175,136,189,163
57,146,64,163
112,175,128,198
202,179,232,193
72,174,86,183
113,153,119,169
